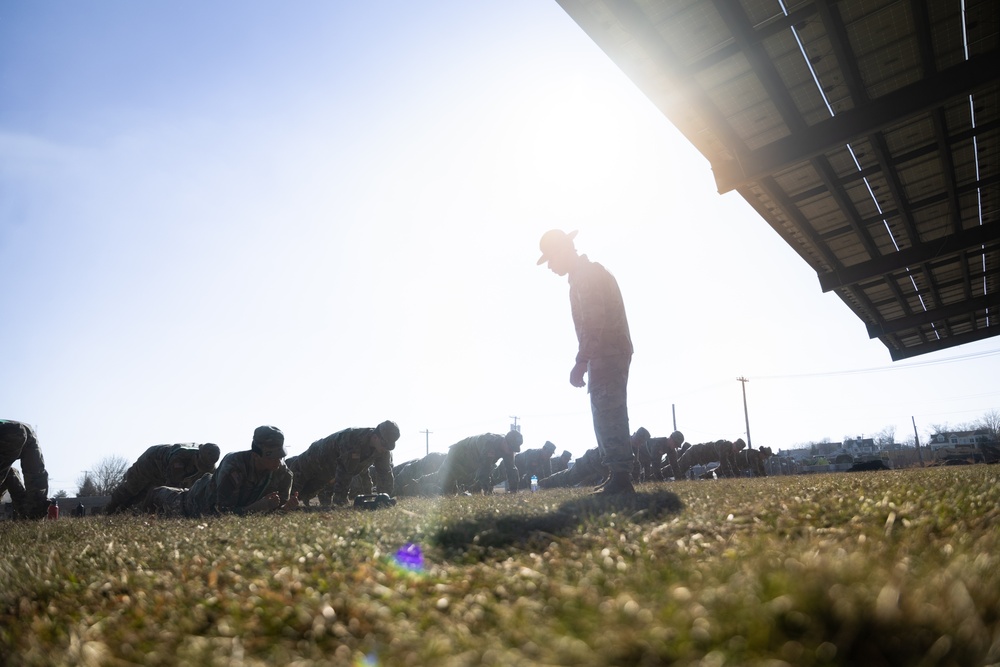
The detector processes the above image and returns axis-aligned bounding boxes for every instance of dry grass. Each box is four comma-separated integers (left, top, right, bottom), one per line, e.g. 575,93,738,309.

2,466,999,666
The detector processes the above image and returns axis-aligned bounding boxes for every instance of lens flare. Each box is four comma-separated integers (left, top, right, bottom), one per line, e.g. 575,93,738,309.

393,542,424,571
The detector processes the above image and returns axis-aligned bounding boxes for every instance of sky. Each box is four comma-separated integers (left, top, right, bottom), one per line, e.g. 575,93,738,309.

2,1,998,495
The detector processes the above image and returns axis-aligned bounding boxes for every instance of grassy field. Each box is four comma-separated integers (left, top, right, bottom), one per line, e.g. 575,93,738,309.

2,466,999,666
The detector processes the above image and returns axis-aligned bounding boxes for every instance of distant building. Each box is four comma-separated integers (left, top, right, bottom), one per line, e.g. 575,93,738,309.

925,429,999,464
927,429,996,451
777,447,812,461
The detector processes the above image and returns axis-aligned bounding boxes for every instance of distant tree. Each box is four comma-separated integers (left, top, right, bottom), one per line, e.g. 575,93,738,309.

975,409,1000,441
53,489,69,499
86,455,130,496
817,441,837,456
873,426,896,448
77,473,99,497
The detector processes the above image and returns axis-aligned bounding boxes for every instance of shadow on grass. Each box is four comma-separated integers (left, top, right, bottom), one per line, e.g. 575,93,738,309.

433,490,683,553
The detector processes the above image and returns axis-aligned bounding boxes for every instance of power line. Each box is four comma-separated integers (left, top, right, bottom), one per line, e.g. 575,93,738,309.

755,347,1000,380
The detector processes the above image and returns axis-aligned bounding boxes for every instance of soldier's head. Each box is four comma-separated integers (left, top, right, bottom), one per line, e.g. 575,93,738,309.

251,425,286,470
559,450,572,462
374,420,400,451
537,229,579,276
733,438,747,452
668,431,685,449
632,427,651,448
542,440,557,456
198,443,221,472
504,430,523,453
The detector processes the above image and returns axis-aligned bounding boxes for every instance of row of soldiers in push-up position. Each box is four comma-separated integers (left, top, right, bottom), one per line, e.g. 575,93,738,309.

1,418,774,519
103,422,774,517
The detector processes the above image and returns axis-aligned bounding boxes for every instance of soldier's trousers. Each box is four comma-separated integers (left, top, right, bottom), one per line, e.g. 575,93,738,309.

106,467,161,513
588,354,634,475
538,459,605,489
0,421,49,519
143,486,193,518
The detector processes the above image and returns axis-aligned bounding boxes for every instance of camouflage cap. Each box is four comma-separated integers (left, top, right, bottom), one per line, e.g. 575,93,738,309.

252,425,286,458
634,426,651,442
504,430,523,449
376,420,400,450
669,431,685,446
542,440,556,452
198,443,221,466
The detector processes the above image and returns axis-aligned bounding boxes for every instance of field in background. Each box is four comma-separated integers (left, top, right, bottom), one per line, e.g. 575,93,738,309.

2,466,999,666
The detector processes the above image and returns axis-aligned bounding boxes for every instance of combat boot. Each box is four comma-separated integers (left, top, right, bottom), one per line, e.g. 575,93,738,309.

592,471,635,495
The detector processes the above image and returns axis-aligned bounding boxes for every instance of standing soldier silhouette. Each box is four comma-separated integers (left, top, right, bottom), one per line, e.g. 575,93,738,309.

537,230,636,494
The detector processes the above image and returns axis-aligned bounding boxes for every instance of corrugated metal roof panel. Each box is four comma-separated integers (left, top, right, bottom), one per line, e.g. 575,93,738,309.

557,0,999,359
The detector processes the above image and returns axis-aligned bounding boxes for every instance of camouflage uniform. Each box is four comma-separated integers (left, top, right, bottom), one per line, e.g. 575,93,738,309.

313,464,380,506
674,440,740,479
104,443,219,514
735,446,772,477
550,450,573,474
640,431,684,482
0,420,49,520
145,450,292,517
568,255,635,475
287,424,396,507
0,467,26,517
514,442,556,487
393,452,447,497
418,432,521,495
538,447,606,489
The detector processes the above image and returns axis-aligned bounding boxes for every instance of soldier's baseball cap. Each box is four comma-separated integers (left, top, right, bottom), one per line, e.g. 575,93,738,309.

198,443,221,467
505,430,524,449
536,229,578,265
376,420,400,450
252,425,286,458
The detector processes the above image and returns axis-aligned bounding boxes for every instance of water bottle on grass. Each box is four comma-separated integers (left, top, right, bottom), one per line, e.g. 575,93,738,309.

530,475,539,492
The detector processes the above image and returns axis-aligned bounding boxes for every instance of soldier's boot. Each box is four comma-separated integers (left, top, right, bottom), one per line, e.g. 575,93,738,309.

593,471,635,495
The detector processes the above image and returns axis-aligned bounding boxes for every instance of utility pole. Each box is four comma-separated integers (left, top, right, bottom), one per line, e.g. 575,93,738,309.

421,429,432,456
911,416,924,467
509,416,520,433
737,377,752,449
672,403,677,432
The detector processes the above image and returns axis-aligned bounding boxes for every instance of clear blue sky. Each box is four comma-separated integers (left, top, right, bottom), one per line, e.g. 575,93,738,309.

3,1,998,494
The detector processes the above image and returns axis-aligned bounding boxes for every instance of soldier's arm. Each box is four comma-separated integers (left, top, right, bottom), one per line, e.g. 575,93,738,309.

271,466,292,504
472,456,494,493
233,467,292,515
573,269,612,363
374,451,394,497
505,454,519,493
165,456,190,487
214,460,246,514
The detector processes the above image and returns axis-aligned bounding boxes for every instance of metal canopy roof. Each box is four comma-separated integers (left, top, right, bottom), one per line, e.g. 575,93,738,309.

556,0,999,360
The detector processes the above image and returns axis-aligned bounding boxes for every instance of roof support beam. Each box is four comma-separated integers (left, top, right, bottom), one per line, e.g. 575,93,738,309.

866,292,1000,338
712,50,1000,193
689,3,820,74
887,323,1000,361
818,222,1000,292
